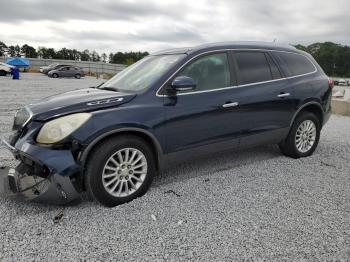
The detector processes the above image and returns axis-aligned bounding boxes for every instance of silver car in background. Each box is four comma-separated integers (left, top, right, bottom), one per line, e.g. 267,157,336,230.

48,66,85,79
41,63,73,74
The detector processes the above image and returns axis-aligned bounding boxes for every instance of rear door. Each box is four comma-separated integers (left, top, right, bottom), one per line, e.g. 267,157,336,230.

231,50,296,147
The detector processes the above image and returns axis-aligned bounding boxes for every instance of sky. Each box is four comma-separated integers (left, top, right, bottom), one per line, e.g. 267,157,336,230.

0,0,349,54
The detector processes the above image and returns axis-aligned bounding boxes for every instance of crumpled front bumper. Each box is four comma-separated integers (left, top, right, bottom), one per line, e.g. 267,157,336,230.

0,136,82,205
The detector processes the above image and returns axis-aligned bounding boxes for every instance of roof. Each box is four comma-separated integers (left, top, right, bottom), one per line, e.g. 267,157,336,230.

152,47,192,55
152,41,297,56
6,57,30,67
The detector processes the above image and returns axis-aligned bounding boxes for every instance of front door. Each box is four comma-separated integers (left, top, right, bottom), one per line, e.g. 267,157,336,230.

60,66,70,77
162,52,242,156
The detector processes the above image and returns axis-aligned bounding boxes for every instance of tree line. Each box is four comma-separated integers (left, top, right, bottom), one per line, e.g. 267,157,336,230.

0,41,149,65
1,40,350,76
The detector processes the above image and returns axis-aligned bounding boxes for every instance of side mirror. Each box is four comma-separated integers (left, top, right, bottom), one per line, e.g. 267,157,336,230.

171,76,196,92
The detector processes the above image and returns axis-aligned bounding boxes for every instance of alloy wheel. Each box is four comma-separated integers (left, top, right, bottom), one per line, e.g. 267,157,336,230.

102,148,148,197
295,120,316,153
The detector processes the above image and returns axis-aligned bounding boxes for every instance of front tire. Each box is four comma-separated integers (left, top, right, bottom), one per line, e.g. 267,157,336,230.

84,135,156,207
279,112,320,158
0,70,7,76
52,73,59,78
75,74,81,79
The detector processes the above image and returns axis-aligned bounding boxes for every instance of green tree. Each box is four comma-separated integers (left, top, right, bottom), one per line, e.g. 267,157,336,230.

294,44,308,52
1,41,151,65
8,45,15,56
14,45,21,57
21,44,38,58
56,48,70,59
0,41,7,56
37,47,56,59
101,53,107,63
109,51,149,65
81,49,90,61
108,53,114,63
71,49,81,60
91,51,100,62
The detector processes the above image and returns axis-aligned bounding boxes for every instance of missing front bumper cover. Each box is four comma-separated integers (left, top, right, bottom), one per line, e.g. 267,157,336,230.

0,166,80,205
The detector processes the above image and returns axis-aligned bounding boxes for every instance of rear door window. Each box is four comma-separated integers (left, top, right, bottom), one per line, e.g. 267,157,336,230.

234,51,273,85
265,53,282,79
276,52,316,76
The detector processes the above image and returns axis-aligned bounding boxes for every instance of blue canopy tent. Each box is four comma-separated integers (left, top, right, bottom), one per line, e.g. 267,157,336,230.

6,57,30,69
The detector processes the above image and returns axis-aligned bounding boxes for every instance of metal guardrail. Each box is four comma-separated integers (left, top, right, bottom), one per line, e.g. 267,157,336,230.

0,57,126,75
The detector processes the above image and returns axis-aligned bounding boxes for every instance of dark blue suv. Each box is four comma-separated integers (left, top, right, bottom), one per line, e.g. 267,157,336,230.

0,42,332,207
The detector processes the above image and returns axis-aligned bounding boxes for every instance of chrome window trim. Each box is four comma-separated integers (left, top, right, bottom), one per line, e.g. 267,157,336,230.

155,48,318,97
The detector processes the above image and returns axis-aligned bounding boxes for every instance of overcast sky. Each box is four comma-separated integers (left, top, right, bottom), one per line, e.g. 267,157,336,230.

1,0,349,53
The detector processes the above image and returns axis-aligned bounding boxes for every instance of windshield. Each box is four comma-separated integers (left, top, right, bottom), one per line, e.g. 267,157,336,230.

100,54,186,92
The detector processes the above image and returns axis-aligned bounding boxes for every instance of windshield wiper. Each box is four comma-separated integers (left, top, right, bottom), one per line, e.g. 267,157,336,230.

89,82,105,89
102,86,119,92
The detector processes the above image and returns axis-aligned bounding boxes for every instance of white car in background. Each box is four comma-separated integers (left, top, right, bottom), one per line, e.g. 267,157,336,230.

39,63,58,73
337,79,347,86
0,62,14,76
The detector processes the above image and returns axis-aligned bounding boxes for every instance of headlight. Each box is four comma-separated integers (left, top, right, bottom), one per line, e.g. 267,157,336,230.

36,113,91,144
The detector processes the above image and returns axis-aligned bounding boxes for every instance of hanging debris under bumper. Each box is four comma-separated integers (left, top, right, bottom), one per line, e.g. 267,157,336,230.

0,137,82,205
0,166,80,204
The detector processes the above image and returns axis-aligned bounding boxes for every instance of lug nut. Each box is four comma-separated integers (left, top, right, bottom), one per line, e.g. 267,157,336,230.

127,165,131,169
117,170,122,174
129,170,133,174
125,176,129,180
120,176,123,179
121,164,126,169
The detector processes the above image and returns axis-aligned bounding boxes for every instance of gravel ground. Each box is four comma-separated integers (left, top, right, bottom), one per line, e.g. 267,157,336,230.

1,73,350,261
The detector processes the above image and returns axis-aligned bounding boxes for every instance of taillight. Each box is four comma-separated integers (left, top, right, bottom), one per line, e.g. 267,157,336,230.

328,78,334,89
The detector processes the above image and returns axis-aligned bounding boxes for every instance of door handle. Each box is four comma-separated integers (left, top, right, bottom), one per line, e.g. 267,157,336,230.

277,92,290,98
222,102,239,108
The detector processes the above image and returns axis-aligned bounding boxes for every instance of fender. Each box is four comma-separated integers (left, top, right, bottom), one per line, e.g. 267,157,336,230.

79,127,164,170
289,101,324,127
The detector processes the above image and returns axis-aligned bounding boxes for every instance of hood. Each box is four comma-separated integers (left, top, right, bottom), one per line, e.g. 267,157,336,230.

29,88,136,121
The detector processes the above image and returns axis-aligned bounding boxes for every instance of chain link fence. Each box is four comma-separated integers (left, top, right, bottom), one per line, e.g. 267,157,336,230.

0,57,126,75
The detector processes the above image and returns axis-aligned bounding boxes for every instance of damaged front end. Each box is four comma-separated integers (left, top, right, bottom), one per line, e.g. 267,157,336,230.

0,107,82,205
0,165,78,204
1,89,134,205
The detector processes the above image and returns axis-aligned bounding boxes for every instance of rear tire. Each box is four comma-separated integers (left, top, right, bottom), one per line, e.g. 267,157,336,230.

52,73,58,78
84,135,156,207
0,70,7,76
279,112,320,158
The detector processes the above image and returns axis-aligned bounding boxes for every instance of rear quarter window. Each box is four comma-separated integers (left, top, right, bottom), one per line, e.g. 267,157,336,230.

276,52,316,77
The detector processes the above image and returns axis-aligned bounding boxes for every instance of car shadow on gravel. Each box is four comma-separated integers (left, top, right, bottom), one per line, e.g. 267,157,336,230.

153,144,282,187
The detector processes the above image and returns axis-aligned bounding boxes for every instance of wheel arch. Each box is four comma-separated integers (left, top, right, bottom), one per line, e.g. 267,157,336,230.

290,102,324,127
79,128,164,172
